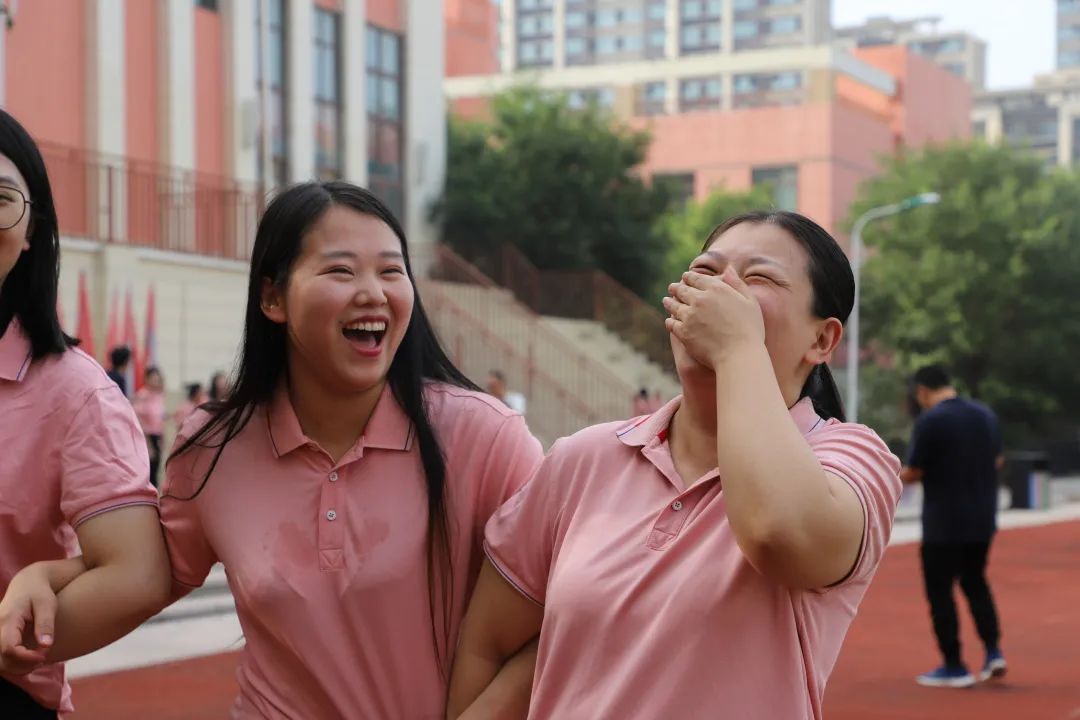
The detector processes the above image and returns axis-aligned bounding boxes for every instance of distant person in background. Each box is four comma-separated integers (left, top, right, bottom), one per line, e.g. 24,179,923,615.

486,369,526,414
172,383,206,428
902,364,1006,689
208,371,229,402
106,345,131,398
632,388,652,416
132,366,167,488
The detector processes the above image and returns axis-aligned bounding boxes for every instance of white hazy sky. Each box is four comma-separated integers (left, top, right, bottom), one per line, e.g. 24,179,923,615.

832,0,1055,90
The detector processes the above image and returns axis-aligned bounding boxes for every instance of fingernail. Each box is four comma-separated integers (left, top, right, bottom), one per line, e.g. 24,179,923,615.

39,635,52,645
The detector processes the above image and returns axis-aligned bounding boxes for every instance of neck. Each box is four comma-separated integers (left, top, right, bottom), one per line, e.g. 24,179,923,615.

670,375,719,473
287,368,385,459
928,387,958,408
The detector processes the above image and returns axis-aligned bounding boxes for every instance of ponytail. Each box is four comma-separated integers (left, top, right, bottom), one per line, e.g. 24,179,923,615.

799,363,846,423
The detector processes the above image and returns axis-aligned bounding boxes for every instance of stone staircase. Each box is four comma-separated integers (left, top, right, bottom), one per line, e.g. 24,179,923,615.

542,316,680,400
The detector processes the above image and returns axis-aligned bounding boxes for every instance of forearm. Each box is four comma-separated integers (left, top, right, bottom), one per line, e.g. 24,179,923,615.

457,638,538,720
28,557,88,594
45,563,171,663
447,646,507,719
712,346,834,544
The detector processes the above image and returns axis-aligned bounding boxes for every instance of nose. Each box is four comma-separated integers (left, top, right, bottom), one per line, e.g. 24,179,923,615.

352,269,388,306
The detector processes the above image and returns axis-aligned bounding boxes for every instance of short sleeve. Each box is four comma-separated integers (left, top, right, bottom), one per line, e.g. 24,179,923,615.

60,387,157,528
906,414,932,470
474,414,544,543
811,422,902,586
159,423,219,590
484,439,570,606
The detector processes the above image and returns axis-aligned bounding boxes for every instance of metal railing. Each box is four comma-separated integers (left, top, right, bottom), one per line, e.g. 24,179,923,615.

480,243,675,373
42,143,263,260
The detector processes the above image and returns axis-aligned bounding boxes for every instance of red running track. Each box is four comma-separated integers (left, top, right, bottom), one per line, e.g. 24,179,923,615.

70,521,1080,719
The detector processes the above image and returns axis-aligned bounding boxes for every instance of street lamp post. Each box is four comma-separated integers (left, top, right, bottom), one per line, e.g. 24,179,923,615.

846,192,940,423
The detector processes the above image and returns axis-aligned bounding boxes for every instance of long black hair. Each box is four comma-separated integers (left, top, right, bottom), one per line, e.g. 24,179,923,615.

0,110,77,356
704,211,854,422
167,181,479,673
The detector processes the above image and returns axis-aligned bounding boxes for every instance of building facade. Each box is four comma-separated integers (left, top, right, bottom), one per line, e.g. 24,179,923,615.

835,15,986,90
0,0,446,394
973,71,1080,168
1059,0,1080,70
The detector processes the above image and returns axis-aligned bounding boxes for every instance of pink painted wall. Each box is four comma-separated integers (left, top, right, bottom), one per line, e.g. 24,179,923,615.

367,0,404,32
854,46,972,147
5,0,85,149
195,8,225,177
446,0,499,77
125,0,159,164
637,105,844,231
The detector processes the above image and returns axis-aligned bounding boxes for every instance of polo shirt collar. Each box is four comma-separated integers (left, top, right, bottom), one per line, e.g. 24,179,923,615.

0,320,33,383
266,381,414,459
615,394,824,448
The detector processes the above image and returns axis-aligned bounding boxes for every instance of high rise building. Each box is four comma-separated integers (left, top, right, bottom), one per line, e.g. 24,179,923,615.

835,15,986,90
1058,0,1080,70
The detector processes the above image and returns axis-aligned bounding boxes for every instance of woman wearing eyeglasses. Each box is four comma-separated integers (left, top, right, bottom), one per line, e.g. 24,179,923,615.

0,110,167,719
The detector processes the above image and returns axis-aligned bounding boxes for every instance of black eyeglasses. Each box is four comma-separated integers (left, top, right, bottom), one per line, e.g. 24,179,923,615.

0,186,31,231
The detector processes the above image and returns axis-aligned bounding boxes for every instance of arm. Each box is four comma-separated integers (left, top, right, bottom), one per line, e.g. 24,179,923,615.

447,559,543,719
900,466,924,485
0,507,172,672
709,345,867,589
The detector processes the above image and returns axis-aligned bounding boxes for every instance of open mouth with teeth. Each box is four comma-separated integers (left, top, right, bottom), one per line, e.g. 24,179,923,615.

342,320,388,352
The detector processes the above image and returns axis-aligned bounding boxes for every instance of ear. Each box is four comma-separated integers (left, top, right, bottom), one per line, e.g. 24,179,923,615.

260,278,286,324
804,317,844,366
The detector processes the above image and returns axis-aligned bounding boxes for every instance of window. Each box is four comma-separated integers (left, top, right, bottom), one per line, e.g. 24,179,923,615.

767,0,798,5
648,29,666,47
195,0,218,10
706,0,723,15
596,36,617,55
769,15,801,34
313,9,342,181
366,25,404,220
770,71,801,91
255,0,287,187
682,80,702,101
705,24,721,45
519,42,538,61
539,40,554,60
681,0,702,20
733,75,755,93
566,37,587,55
734,0,757,8
623,8,643,23
943,63,966,78
597,9,618,27
565,11,587,29
734,20,758,38
681,25,702,47
752,166,798,211
624,34,643,52
648,3,667,20
644,81,666,102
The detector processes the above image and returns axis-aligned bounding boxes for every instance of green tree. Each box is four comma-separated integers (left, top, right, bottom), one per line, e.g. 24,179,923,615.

850,142,1080,443
433,86,673,297
654,185,774,298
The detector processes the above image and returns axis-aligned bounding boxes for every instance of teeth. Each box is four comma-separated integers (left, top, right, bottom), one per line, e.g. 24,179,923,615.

345,320,387,332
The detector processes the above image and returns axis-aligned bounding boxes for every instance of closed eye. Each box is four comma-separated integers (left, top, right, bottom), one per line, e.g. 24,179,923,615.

690,265,717,276
325,266,354,275
381,267,406,276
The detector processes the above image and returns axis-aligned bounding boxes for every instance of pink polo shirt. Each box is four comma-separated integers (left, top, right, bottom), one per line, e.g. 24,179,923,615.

486,396,902,720
0,321,156,713
160,382,543,719
132,388,166,436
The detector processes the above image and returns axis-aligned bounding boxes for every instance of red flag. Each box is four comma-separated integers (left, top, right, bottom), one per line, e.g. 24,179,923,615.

105,289,120,363
123,288,141,395
76,272,95,359
143,285,157,373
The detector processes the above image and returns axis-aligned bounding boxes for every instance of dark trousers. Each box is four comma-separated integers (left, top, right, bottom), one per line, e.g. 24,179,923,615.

920,541,1002,667
0,677,58,719
148,433,163,488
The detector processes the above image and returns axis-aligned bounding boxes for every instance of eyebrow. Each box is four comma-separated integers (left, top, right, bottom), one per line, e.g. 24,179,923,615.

320,250,405,260
697,250,785,269
0,177,24,191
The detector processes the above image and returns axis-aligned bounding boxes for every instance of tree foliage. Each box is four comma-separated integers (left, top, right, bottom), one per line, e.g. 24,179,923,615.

851,143,1080,443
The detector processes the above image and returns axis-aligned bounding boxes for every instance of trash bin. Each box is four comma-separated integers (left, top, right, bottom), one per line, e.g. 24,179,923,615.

1005,451,1051,510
